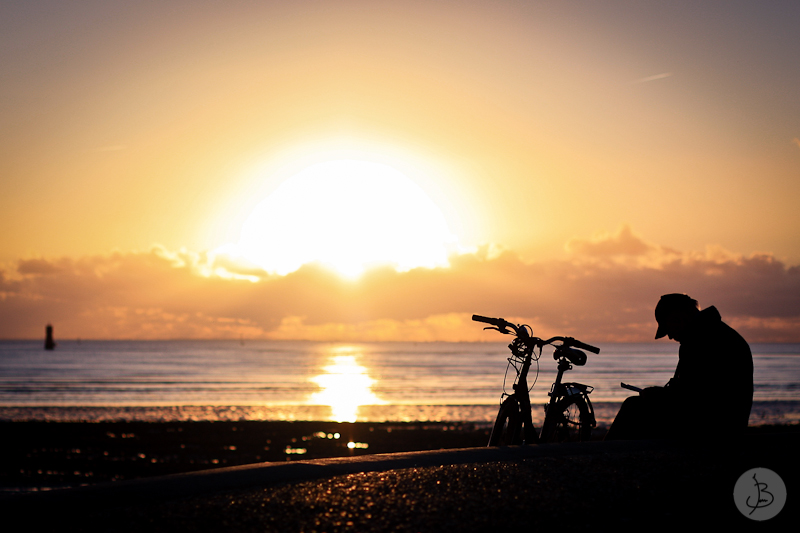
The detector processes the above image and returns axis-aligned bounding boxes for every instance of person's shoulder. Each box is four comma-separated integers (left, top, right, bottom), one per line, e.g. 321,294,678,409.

717,318,752,354
701,306,722,322
693,306,750,349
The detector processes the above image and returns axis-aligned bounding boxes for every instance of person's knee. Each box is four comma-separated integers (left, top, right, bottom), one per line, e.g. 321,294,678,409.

618,395,644,415
623,396,643,407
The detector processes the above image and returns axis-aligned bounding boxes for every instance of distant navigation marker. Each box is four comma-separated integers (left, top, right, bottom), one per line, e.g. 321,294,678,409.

45,324,56,350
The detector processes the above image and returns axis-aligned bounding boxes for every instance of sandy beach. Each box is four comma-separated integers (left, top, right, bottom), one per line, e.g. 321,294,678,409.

2,422,797,531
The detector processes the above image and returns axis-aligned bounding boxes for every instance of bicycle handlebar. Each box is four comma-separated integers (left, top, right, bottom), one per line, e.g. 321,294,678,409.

472,314,600,354
471,314,525,337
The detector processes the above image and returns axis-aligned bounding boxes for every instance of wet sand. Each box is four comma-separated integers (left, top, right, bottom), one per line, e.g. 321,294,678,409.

2,423,798,531
1,420,493,491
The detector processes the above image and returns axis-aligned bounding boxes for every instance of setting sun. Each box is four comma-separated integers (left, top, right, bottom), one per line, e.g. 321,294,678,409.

220,159,458,278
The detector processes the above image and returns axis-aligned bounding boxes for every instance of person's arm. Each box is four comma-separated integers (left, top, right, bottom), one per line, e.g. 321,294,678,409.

641,385,668,399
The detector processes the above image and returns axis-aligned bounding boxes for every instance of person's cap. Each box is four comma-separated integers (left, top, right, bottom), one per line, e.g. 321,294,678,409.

654,293,697,339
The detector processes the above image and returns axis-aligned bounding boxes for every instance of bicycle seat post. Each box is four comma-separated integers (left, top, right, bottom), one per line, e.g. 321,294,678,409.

549,358,572,394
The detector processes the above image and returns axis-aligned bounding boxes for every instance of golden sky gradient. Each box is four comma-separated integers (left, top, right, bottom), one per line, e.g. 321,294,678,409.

2,1,799,342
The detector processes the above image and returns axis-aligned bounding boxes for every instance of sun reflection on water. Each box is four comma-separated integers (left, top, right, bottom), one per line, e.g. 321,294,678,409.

310,351,382,422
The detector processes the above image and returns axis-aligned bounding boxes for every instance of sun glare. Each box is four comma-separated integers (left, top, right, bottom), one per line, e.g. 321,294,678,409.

228,159,457,278
310,353,382,422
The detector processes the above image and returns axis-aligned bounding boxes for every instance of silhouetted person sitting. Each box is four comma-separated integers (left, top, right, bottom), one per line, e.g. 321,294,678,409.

605,294,753,440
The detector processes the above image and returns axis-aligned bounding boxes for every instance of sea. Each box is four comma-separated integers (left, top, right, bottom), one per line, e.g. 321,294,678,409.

1,340,799,428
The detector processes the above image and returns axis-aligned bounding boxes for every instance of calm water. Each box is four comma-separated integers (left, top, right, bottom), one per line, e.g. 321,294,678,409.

1,340,798,426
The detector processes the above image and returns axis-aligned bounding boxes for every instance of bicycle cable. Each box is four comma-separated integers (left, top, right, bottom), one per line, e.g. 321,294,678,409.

501,333,542,397
501,357,515,398
528,344,541,393
501,345,524,397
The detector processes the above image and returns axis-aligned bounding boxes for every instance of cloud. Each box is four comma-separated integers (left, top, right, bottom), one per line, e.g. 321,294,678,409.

565,224,684,270
566,224,656,257
17,258,69,276
793,138,800,149
268,313,491,342
2,231,799,342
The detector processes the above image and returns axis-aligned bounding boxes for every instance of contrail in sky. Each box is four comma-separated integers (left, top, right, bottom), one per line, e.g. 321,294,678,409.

634,72,673,83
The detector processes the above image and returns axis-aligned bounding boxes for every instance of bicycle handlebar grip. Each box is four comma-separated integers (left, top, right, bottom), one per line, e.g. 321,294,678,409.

472,314,504,327
572,340,600,354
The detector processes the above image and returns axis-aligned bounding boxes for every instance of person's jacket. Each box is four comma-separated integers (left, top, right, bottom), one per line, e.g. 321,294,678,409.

666,306,754,431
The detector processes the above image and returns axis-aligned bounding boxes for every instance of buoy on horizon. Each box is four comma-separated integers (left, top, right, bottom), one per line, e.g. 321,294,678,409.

45,324,56,350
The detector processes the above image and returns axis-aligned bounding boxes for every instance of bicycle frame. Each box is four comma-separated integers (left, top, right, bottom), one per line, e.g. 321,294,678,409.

542,357,596,437
503,337,539,444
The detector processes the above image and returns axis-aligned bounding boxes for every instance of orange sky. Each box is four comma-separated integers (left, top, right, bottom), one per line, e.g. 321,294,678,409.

2,1,799,342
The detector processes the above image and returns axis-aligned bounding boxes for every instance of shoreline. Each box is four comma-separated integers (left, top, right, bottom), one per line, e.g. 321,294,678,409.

3,399,799,425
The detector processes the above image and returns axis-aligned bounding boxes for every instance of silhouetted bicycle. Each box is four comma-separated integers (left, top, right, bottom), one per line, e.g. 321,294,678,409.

473,314,600,445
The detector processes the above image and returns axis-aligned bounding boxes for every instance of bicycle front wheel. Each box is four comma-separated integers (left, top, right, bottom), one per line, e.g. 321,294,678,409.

488,396,523,446
540,396,593,443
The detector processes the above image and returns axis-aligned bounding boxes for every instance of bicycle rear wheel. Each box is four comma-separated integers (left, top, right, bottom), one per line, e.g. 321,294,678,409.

540,396,593,443
488,396,523,446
